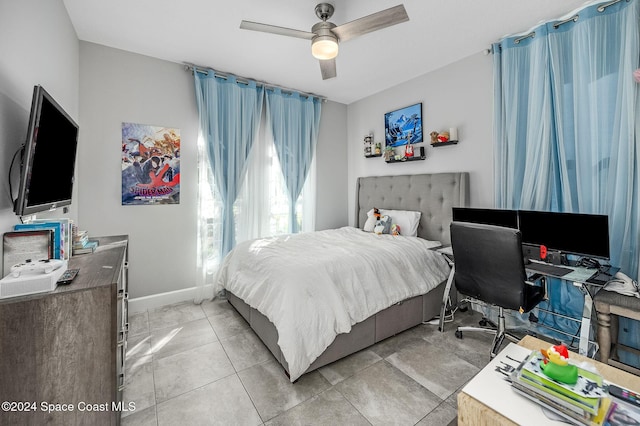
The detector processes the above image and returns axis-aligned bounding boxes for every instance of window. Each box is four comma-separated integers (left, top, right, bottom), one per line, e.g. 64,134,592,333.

197,124,316,275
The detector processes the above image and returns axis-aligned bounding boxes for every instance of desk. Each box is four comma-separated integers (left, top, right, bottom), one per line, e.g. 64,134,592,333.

438,254,604,356
457,335,640,426
527,261,603,356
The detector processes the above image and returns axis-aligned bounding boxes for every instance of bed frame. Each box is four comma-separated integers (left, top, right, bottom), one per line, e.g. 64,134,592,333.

227,172,469,378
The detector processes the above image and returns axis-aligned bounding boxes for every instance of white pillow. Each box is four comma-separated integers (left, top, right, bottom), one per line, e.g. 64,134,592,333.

363,215,377,232
368,208,421,237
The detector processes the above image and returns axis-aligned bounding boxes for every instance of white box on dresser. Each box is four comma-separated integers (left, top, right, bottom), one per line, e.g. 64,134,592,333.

0,260,67,298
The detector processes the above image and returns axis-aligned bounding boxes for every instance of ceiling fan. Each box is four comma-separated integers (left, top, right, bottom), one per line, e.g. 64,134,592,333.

240,3,409,80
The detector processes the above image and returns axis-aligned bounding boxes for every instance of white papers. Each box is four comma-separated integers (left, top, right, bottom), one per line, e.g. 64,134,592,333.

461,343,564,425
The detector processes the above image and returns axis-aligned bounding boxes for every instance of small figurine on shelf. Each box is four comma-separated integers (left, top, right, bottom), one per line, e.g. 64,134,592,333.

430,131,439,144
364,134,373,157
374,142,381,155
437,131,450,143
405,144,414,158
384,145,394,162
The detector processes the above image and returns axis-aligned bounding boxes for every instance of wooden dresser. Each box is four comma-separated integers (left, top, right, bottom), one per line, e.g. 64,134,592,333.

0,236,129,425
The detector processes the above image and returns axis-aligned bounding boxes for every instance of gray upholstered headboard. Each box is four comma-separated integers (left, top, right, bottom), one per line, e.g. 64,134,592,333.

355,172,469,245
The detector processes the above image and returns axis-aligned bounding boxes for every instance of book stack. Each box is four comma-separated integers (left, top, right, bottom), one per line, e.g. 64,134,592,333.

511,350,611,425
14,218,70,260
72,227,98,255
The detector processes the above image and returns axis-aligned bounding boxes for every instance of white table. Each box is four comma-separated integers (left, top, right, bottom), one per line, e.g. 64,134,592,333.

457,335,640,425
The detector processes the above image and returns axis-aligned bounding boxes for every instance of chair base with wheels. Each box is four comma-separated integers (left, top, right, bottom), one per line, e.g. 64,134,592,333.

455,306,521,358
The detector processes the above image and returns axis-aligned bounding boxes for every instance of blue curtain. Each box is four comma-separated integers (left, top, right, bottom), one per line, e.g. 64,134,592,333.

265,89,322,233
494,0,640,357
494,26,560,211
194,71,264,257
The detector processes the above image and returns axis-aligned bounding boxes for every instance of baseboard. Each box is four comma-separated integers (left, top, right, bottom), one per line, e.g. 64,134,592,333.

128,285,214,313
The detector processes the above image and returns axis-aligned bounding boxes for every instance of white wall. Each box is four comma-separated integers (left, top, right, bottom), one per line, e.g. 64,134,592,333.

315,101,348,231
79,42,348,299
346,52,495,225
0,0,79,264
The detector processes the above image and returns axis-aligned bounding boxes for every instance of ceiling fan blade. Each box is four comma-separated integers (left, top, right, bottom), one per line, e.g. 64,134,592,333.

332,4,409,43
319,58,337,80
240,20,314,40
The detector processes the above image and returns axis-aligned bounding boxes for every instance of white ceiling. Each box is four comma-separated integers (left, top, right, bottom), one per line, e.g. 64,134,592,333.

63,0,590,104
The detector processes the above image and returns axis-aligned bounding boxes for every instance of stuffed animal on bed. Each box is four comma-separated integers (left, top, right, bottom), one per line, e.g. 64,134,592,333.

391,224,401,236
364,208,382,232
374,215,392,235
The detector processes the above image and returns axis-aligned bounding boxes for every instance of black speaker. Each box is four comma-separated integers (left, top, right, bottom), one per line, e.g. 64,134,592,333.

420,146,425,158
547,251,563,265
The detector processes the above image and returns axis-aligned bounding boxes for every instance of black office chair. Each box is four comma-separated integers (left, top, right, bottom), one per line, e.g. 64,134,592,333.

451,221,546,358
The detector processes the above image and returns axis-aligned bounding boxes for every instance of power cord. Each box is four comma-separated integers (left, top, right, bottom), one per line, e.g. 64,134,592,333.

425,296,458,325
7,145,24,208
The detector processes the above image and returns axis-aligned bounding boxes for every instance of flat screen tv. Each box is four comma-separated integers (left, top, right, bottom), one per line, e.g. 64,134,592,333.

384,102,423,147
13,85,79,216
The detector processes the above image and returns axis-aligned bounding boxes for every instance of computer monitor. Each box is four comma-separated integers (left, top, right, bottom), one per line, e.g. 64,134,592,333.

452,207,519,229
518,210,610,260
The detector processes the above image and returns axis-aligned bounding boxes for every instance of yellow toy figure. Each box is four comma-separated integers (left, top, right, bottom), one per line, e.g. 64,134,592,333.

540,344,578,385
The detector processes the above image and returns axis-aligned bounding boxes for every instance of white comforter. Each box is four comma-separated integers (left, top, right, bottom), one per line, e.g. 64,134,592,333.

214,226,451,381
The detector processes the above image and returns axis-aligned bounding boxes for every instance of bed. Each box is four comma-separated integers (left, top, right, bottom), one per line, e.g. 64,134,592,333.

216,172,469,381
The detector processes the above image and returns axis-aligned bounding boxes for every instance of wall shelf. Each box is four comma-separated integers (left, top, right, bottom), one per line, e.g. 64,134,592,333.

365,153,382,158
385,155,426,164
431,140,458,147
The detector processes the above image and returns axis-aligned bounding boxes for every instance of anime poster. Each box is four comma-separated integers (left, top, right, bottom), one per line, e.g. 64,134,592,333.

121,122,180,205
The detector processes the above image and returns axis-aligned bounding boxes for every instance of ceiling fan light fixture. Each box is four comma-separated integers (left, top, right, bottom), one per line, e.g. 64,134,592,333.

312,36,338,60
240,3,409,79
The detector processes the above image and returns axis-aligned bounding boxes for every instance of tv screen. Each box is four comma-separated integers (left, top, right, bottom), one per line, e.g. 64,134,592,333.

384,103,423,147
452,207,519,229
14,85,79,216
518,210,610,260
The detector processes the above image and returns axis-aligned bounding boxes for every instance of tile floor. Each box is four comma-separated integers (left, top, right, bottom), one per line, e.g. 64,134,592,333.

121,299,496,426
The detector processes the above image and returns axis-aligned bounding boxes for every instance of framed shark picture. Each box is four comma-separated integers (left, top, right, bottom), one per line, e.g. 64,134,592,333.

384,103,423,148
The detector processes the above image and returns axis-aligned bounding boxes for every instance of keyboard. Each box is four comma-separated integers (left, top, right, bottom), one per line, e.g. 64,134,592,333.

526,261,573,277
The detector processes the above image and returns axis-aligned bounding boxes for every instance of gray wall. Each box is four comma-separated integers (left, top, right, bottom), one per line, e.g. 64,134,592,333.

78,42,198,298
315,101,348,231
346,52,494,226
0,0,79,263
79,42,348,298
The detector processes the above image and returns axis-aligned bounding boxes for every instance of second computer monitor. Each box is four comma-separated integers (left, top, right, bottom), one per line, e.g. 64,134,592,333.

452,207,519,229
518,210,610,260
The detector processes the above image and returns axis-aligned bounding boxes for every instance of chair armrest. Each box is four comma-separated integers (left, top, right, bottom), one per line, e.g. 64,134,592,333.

526,274,545,286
